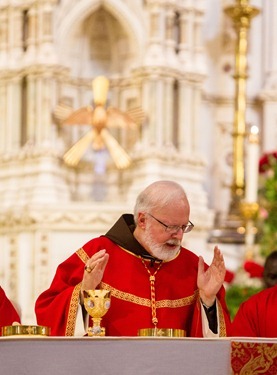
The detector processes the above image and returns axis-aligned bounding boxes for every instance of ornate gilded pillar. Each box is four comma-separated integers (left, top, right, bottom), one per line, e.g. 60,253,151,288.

224,0,260,212
210,0,260,244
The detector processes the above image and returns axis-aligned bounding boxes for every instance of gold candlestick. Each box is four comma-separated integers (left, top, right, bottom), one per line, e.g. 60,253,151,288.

225,0,260,211
209,1,260,245
240,201,259,259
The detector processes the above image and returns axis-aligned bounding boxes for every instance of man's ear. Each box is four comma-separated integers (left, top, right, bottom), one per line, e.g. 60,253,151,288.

137,212,146,228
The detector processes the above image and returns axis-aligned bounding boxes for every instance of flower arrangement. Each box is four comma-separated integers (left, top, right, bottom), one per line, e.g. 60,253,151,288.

225,262,264,319
225,151,277,319
257,151,277,257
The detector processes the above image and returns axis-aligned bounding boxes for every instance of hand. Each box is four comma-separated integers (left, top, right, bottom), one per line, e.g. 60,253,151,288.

197,246,226,307
81,249,109,293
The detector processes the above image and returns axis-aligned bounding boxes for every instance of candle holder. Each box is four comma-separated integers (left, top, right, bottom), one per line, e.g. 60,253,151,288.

239,201,259,221
208,1,260,246
245,125,260,203
240,201,259,259
224,0,260,208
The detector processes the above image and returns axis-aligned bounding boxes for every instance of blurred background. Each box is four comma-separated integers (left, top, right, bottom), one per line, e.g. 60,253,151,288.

0,0,276,323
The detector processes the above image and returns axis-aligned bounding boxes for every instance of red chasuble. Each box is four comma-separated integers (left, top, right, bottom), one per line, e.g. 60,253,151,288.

35,236,230,337
0,287,20,334
231,285,277,337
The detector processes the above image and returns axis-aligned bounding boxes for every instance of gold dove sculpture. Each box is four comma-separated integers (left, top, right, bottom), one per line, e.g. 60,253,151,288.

54,76,144,170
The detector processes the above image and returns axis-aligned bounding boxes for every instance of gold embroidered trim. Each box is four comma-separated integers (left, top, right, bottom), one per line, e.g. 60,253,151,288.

156,293,197,308
76,247,90,264
65,283,82,336
100,282,198,308
64,248,90,336
217,300,227,337
75,248,207,319
101,282,151,306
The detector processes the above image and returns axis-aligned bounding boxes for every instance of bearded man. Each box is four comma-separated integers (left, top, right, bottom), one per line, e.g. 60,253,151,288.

35,180,231,337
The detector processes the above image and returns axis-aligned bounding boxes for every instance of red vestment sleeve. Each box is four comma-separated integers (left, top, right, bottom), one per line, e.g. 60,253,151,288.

0,287,21,335
190,287,230,337
35,250,87,336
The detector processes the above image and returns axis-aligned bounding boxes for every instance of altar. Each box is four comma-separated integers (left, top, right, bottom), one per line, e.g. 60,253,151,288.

1,336,277,374
0,337,231,375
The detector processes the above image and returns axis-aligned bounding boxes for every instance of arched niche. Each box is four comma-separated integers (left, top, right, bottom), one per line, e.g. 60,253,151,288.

55,0,145,77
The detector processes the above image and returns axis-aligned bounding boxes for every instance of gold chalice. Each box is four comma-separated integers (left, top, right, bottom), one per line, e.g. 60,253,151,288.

83,289,111,337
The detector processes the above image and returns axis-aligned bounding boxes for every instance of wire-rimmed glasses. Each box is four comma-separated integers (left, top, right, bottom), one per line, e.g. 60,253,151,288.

147,213,194,234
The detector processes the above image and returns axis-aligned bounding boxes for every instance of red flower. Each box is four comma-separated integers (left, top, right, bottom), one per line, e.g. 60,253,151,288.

259,151,277,173
243,260,264,278
224,269,235,283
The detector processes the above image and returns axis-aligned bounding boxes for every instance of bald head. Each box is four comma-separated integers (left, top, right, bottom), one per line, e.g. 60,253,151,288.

134,180,190,224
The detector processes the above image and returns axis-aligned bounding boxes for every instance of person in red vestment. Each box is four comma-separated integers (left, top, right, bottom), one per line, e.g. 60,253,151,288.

231,250,277,337
231,284,277,337
35,180,231,337
0,286,20,335
263,250,277,288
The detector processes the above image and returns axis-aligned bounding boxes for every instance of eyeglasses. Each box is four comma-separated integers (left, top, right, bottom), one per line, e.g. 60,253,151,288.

147,213,194,234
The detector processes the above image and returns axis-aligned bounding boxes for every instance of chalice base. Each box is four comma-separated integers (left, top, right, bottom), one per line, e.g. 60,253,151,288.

87,326,106,337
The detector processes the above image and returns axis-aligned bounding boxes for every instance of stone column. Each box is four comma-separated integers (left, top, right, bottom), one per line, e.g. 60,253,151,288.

263,0,277,90
193,7,205,73
0,79,7,152
0,74,22,152
6,76,22,150
191,82,202,153
0,8,8,67
178,79,193,153
26,73,54,145
163,76,175,144
164,8,178,67
40,74,54,142
178,9,193,69
37,2,56,63
10,7,24,64
144,3,165,65
26,73,36,142
25,6,38,61
259,0,277,151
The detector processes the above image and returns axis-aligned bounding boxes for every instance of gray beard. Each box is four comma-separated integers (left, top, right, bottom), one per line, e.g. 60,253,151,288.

143,227,181,261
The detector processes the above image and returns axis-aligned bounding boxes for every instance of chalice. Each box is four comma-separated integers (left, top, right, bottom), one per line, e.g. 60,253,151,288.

83,289,111,337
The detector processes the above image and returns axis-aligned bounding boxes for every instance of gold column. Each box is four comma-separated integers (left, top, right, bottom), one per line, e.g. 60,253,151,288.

224,0,260,213
209,0,260,244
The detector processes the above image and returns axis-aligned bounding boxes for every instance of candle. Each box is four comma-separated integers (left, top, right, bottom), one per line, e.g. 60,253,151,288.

245,125,260,202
